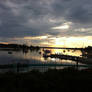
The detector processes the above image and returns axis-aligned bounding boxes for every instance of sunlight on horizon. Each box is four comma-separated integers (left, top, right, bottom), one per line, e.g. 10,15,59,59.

49,36,92,48
1,36,92,48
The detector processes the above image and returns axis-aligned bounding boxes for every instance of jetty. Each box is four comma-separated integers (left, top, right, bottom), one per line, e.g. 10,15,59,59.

43,54,92,65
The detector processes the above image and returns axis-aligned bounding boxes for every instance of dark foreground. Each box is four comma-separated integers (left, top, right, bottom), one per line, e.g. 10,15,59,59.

0,68,92,92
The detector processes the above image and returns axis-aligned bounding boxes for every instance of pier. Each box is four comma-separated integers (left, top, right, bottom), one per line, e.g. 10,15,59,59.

43,54,92,65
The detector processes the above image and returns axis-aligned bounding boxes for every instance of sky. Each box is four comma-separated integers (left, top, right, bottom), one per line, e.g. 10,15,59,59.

0,0,92,47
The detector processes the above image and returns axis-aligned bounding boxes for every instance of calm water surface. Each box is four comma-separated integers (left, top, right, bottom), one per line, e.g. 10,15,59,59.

0,48,90,72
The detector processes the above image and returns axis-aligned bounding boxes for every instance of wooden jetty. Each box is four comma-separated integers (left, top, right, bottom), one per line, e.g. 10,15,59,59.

43,54,92,65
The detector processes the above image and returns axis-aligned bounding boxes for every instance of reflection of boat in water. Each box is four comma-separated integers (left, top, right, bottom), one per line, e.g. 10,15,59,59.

43,54,50,58
23,49,28,54
39,51,41,54
8,51,12,54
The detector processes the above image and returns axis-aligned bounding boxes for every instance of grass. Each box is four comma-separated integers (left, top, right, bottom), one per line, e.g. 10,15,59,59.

0,67,92,92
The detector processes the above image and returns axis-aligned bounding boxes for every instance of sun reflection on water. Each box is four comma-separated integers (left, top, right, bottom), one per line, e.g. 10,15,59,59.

47,49,82,57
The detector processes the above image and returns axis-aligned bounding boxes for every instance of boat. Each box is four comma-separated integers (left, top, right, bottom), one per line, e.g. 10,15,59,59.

44,50,51,54
8,51,12,54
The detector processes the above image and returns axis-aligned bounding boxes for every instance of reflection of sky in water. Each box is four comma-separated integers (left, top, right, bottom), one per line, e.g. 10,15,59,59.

0,49,89,72
0,49,83,65
47,49,82,57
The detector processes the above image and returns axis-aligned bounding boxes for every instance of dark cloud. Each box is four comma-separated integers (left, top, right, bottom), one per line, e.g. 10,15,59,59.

0,0,92,42
68,4,92,24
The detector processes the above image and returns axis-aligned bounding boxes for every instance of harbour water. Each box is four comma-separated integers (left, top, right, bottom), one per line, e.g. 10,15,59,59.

0,48,91,72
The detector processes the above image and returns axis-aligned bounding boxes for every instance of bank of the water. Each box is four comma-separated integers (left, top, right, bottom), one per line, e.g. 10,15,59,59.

0,68,92,92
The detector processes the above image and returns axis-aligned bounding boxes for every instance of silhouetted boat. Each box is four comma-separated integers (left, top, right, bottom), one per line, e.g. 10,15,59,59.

44,50,51,54
8,51,12,54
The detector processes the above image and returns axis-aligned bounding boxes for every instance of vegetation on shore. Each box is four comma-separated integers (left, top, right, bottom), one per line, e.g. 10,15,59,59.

0,67,92,92
0,43,92,49
0,43,40,50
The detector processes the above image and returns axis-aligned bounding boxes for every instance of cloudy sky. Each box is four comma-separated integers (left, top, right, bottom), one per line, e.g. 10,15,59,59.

0,0,92,47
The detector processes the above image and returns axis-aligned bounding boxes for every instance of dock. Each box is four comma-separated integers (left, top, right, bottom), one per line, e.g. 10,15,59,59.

43,54,92,65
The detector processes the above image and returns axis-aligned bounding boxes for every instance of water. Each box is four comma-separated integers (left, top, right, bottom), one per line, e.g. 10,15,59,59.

0,48,91,72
